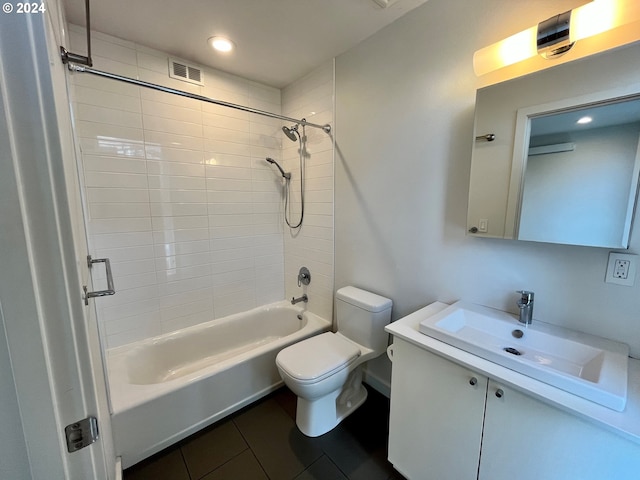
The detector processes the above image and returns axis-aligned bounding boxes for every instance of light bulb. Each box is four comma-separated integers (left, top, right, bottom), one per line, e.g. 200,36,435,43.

473,26,537,76
209,36,234,53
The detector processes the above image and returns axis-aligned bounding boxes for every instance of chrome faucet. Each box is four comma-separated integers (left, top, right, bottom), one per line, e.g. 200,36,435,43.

516,290,534,325
291,294,308,305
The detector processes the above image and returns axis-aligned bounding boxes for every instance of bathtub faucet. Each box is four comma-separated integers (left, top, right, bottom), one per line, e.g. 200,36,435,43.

291,294,308,305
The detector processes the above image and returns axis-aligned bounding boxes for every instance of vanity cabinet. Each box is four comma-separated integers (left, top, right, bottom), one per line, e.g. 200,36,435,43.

388,338,640,480
387,338,487,479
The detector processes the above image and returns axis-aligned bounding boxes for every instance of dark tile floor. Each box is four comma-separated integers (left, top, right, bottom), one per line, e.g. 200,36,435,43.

124,385,405,480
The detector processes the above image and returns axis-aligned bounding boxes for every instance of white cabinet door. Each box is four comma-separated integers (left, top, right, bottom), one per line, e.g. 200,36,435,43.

480,380,640,480
388,340,487,480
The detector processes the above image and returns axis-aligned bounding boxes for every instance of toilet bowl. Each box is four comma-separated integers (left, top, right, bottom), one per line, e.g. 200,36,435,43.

276,286,392,437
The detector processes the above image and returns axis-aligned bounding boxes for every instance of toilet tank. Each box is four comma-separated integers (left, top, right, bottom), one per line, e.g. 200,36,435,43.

335,286,392,353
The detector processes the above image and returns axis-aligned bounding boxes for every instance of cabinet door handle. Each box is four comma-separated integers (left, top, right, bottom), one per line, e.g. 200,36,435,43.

495,388,504,398
469,377,478,386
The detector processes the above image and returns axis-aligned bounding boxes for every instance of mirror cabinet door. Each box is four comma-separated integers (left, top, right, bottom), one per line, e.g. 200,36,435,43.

467,85,520,239
516,99,640,248
466,44,640,248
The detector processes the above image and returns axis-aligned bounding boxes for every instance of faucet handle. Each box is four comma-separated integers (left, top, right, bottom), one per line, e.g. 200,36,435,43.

297,266,311,287
516,290,534,306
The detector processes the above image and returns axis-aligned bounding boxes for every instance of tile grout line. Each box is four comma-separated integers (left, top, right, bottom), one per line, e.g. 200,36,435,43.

188,445,252,480
231,417,272,479
177,446,194,480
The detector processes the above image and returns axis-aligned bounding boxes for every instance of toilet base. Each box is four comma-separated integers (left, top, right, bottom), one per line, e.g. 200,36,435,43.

295,367,368,437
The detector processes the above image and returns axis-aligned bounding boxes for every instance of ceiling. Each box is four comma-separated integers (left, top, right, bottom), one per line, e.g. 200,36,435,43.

531,97,640,136
62,0,430,88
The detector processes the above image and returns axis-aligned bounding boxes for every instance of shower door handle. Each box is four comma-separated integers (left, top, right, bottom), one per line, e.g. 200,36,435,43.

83,255,116,305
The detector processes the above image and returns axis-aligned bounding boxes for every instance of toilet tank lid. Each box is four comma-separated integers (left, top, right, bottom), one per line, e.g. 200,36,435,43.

336,286,392,313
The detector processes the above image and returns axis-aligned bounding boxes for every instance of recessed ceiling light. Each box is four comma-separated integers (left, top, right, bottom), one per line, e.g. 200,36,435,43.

208,36,235,53
577,116,593,124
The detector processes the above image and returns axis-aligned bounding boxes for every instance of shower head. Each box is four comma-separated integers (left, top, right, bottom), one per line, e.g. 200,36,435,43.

265,157,291,179
282,124,299,142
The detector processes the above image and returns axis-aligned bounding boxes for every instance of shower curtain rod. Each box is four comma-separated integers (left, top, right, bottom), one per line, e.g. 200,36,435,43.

66,63,332,133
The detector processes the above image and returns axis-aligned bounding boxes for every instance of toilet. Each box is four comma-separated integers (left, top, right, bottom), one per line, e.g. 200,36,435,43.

276,286,392,437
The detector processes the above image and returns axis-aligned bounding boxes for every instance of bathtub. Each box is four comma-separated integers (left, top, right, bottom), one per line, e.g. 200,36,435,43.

107,301,330,468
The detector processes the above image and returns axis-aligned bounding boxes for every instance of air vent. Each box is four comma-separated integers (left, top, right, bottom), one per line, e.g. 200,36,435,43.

168,58,204,86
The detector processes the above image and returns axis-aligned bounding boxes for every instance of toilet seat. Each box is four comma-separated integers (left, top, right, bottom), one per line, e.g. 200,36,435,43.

276,332,361,385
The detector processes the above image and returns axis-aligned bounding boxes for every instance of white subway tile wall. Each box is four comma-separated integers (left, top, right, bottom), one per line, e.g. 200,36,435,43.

282,61,335,321
68,26,334,347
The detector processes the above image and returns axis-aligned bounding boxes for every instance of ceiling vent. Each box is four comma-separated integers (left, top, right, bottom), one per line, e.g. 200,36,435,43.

168,58,204,86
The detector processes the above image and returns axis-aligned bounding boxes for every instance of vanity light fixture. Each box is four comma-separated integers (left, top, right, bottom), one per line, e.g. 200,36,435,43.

208,36,235,53
577,116,593,124
473,0,640,76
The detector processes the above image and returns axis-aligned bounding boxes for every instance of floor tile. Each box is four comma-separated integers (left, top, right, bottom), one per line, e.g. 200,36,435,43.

294,455,348,480
181,419,248,479
233,398,324,480
200,449,268,480
123,385,402,480
387,467,408,480
319,426,393,480
123,447,190,480
318,388,397,480
273,387,297,421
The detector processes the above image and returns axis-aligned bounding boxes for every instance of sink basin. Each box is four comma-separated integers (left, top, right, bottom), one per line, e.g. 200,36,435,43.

418,301,629,411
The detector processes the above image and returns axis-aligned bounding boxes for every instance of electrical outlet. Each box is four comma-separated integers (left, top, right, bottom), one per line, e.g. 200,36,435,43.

478,219,488,233
613,259,630,279
605,252,637,286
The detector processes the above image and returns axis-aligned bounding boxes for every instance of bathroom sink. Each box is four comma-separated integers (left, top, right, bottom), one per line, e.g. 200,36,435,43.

418,301,629,411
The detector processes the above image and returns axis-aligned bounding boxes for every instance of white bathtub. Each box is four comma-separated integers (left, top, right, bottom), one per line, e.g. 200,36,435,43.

107,301,330,468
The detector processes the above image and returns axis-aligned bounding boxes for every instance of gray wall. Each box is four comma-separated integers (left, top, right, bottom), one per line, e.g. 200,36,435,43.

335,0,640,386
0,308,30,479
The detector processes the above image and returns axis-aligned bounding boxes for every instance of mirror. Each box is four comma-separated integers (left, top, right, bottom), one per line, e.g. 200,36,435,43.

515,96,640,248
467,44,640,248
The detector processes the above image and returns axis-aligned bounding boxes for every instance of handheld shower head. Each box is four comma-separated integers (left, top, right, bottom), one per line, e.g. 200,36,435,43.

265,157,291,179
282,124,299,142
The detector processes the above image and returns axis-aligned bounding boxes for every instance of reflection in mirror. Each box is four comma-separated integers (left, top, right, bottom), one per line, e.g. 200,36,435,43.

517,97,640,248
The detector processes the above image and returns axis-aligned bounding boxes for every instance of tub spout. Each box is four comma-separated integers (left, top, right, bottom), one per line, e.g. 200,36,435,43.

291,294,308,305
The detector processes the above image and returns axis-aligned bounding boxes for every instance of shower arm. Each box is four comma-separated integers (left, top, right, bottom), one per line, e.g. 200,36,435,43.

65,64,332,134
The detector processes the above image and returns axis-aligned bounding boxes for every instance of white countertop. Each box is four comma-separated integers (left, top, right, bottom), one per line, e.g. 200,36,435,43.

385,301,640,445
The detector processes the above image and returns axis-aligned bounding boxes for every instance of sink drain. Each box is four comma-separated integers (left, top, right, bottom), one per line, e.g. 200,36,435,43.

503,347,522,356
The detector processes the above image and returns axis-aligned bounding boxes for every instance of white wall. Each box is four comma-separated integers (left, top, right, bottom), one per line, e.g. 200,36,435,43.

282,61,335,321
335,0,640,391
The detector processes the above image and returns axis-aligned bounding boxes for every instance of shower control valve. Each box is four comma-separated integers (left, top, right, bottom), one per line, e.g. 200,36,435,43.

298,267,311,287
